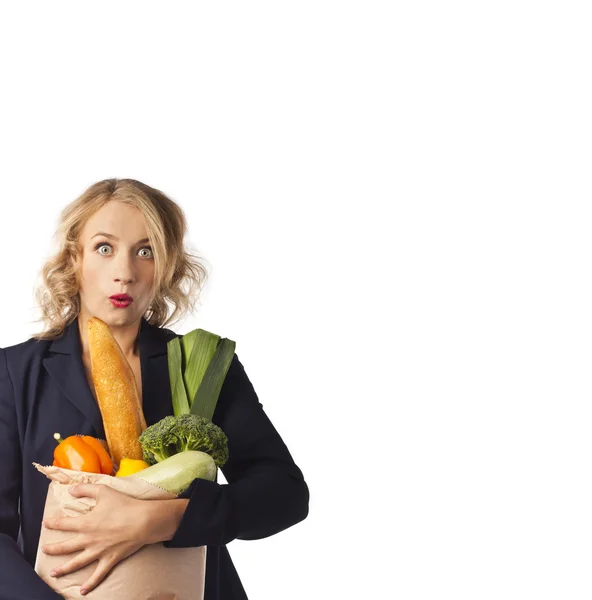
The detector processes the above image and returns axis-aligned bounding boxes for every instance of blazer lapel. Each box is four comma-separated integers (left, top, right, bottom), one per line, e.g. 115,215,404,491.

42,316,178,438
138,317,178,427
42,317,105,437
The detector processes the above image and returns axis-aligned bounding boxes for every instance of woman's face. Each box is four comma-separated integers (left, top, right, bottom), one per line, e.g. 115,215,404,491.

77,200,156,329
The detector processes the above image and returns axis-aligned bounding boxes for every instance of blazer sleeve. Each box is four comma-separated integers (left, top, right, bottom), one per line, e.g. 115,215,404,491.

164,353,309,548
0,348,64,599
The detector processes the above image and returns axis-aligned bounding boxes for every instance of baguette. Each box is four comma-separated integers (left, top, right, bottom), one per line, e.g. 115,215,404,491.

87,317,147,468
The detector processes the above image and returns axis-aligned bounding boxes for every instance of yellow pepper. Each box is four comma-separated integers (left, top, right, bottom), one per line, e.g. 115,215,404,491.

115,457,150,477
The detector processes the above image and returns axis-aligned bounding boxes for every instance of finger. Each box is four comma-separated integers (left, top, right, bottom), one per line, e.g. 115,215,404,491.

42,536,86,556
50,550,96,578
80,558,115,596
69,483,102,499
43,515,84,532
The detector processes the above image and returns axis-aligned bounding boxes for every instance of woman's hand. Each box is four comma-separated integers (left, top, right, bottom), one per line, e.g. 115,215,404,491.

41,483,185,595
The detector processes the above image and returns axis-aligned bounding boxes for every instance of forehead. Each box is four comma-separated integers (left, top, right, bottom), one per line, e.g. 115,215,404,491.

80,201,149,241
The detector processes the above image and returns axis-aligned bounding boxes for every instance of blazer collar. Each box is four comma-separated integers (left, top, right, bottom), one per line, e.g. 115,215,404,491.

43,316,177,438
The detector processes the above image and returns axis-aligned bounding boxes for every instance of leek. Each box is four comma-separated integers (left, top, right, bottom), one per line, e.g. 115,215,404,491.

167,337,190,417
168,327,236,421
181,329,220,408
190,338,236,421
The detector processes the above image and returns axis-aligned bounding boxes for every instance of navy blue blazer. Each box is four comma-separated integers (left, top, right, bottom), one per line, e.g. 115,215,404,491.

0,317,309,600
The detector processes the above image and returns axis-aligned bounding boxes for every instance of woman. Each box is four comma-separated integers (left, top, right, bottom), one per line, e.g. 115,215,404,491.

0,179,309,599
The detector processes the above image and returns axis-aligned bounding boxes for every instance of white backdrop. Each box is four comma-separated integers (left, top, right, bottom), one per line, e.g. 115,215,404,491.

1,2,592,599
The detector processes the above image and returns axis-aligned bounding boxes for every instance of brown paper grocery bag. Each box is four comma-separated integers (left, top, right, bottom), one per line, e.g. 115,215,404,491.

33,463,206,600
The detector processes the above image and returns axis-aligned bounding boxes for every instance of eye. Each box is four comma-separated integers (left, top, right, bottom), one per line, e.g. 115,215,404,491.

138,247,154,258
95,243,112,255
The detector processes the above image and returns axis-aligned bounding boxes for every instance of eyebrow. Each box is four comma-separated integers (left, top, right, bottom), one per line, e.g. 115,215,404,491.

91,233,150,244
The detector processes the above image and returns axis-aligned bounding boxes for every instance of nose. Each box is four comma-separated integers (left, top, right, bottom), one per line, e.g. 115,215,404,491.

114,275,133,285
113,252,135,285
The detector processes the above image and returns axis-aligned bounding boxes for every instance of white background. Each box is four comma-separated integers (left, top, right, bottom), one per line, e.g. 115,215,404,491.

0,2,591,598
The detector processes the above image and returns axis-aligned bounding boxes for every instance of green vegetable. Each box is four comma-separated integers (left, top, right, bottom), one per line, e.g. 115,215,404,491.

190,338,236,420
181,329,219,410
139,413,229,468
137,328,234,484
168,329,235,417
128,450,216,495
167,337,190,416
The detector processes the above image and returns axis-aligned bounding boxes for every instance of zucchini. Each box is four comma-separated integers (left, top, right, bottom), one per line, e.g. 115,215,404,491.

127,450,216,494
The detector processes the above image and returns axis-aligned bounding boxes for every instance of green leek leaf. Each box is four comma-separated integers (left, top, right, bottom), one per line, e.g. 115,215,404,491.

181,329,220,408
190,338,236,421
167,337,190,416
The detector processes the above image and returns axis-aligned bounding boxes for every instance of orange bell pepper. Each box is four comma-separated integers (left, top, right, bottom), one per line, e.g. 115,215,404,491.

53,433,114,475
79,435,114,476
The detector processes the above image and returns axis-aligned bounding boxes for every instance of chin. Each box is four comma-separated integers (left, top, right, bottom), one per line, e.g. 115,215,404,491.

101,308,139,326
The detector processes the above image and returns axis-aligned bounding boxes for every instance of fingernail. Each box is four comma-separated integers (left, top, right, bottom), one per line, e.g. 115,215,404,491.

80,588,87,596
50,570,57,577
41,546,46,554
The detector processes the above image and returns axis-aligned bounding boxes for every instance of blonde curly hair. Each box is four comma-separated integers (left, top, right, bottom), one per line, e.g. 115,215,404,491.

31,178,208,340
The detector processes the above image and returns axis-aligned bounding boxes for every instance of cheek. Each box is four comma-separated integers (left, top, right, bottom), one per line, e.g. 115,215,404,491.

79,255,103,288
141,262,156,284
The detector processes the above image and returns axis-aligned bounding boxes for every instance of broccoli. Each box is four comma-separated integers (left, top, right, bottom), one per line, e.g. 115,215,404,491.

139,413,229,468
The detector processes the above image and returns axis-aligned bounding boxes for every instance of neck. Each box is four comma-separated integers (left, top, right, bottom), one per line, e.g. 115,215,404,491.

77,311,141,360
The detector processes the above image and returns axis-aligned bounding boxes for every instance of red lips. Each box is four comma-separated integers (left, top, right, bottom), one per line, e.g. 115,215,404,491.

110,294,133,302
